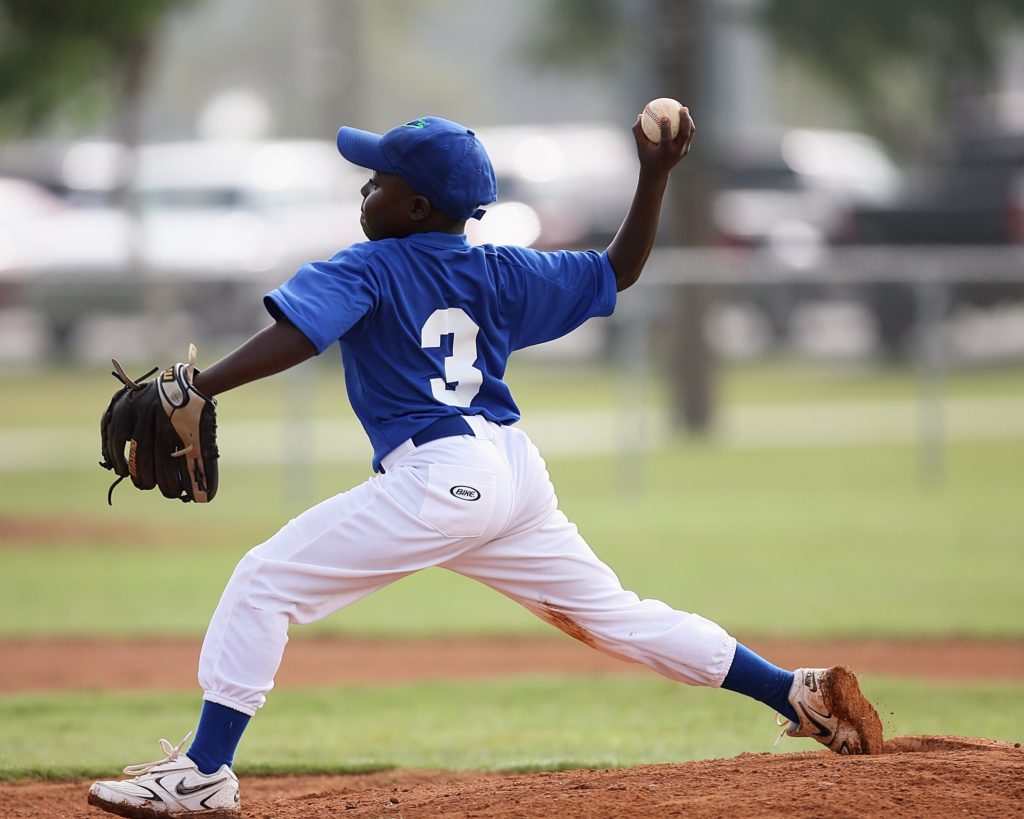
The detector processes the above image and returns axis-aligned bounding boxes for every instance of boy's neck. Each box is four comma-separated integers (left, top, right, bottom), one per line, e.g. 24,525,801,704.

394,220,467,239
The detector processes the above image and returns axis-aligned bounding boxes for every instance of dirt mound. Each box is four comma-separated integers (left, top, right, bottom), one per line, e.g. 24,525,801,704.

4,637,1022,816
6,737,1021,819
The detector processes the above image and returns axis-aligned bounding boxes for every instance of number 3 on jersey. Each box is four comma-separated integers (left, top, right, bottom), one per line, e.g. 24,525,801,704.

420,308,482,407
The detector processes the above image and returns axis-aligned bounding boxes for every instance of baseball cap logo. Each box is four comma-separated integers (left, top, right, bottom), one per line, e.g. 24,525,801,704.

403,118,428,129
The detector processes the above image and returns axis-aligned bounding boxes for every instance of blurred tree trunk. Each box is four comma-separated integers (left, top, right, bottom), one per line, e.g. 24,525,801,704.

113,35,169,351
649,0,717,434
302,0,365,135
111,36,151,229
112,39,150,161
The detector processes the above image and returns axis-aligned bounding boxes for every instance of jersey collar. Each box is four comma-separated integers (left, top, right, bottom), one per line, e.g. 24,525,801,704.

406,231,471,250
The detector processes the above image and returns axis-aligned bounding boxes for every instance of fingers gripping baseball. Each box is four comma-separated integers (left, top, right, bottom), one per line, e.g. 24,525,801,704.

632,100,695,172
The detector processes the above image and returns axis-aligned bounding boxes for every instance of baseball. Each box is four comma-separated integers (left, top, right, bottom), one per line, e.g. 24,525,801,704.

641,97,684,143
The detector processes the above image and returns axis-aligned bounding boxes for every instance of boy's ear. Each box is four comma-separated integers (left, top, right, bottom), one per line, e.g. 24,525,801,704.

410,195,432,222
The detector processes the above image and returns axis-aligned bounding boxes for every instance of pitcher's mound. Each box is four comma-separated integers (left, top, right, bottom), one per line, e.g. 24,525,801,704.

8,736,1020,819
884,734,1018,753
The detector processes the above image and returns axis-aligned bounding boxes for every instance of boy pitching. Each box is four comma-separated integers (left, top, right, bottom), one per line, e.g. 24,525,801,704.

89,108,881,818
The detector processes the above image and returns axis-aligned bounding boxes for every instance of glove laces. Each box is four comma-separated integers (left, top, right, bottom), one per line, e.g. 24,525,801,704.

102,362,159,507
123,732,193,777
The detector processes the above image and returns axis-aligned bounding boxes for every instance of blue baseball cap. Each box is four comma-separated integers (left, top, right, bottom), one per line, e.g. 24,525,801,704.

336,116,498,221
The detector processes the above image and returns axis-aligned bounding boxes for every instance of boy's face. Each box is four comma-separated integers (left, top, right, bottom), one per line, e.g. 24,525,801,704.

359,171,419,240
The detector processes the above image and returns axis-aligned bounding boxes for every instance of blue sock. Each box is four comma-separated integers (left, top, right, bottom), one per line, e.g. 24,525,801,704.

186,700,251,774
721,643,798,723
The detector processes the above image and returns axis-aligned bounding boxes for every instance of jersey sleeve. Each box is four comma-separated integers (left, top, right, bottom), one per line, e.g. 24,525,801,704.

497,246,618,350
264,250,379,354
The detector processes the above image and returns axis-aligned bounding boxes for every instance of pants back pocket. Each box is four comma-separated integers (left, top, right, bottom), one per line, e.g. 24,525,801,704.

418,463,497,538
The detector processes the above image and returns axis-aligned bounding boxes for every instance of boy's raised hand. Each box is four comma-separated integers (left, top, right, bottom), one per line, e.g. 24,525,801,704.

606,103,696,291
632,104,695,175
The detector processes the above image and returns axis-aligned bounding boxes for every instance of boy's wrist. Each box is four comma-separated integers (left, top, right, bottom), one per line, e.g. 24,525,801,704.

637,167,671,192
192,371,212,396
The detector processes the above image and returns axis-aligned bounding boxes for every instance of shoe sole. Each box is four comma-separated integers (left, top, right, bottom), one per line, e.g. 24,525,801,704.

820,665,885,754
87,791,240,819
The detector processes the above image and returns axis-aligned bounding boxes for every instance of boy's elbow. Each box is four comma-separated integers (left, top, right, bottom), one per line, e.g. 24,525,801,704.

615,270,640,292
609,253,642,291
607,250,638,292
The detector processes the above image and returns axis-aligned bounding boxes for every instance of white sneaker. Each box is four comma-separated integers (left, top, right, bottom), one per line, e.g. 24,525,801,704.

88,734,240,818
781,666,884,754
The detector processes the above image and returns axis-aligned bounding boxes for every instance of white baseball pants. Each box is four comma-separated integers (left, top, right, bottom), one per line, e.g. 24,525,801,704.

199,416,737,715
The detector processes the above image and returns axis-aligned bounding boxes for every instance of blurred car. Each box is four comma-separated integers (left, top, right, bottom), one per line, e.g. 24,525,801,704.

471,124,637,250
132,139,365,278
0,138,366,350
0,162,133,349
712,128,902,257
850,132,1024,247
0,138,366,279
0,139,129,206
708,128,903,339
0,170,130,283
0,177,66,273
848,118,1024,354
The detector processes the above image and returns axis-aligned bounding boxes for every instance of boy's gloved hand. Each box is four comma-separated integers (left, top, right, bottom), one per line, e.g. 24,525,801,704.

100,344,219,505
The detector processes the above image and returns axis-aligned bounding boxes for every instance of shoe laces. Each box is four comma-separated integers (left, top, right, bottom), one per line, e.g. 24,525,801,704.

123,732,193,777
773,713,793,747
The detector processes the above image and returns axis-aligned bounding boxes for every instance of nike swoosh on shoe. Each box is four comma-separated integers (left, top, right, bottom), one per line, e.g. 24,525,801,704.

175,777,228,797
797,702,834,738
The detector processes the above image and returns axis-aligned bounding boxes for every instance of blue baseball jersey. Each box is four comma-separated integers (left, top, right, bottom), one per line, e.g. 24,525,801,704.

264,231,617,471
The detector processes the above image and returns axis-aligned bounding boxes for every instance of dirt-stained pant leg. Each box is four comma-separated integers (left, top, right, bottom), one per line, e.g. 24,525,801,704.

443,424,737,687
199,421,734,715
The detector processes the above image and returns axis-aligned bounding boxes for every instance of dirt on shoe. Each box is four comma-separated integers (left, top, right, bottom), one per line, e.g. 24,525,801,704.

822,665,885,754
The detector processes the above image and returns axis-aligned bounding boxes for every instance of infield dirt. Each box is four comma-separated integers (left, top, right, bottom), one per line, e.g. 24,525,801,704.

5,737,1022,818
3,637,1022,817
3,634,1023,693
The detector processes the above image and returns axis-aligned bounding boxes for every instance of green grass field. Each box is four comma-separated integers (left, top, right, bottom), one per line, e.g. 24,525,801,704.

1,436,1022,638
1,359,1022,778
2,676,1022,780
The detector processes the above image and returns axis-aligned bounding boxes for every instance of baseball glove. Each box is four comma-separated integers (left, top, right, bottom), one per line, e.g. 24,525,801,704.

99,343,219,505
